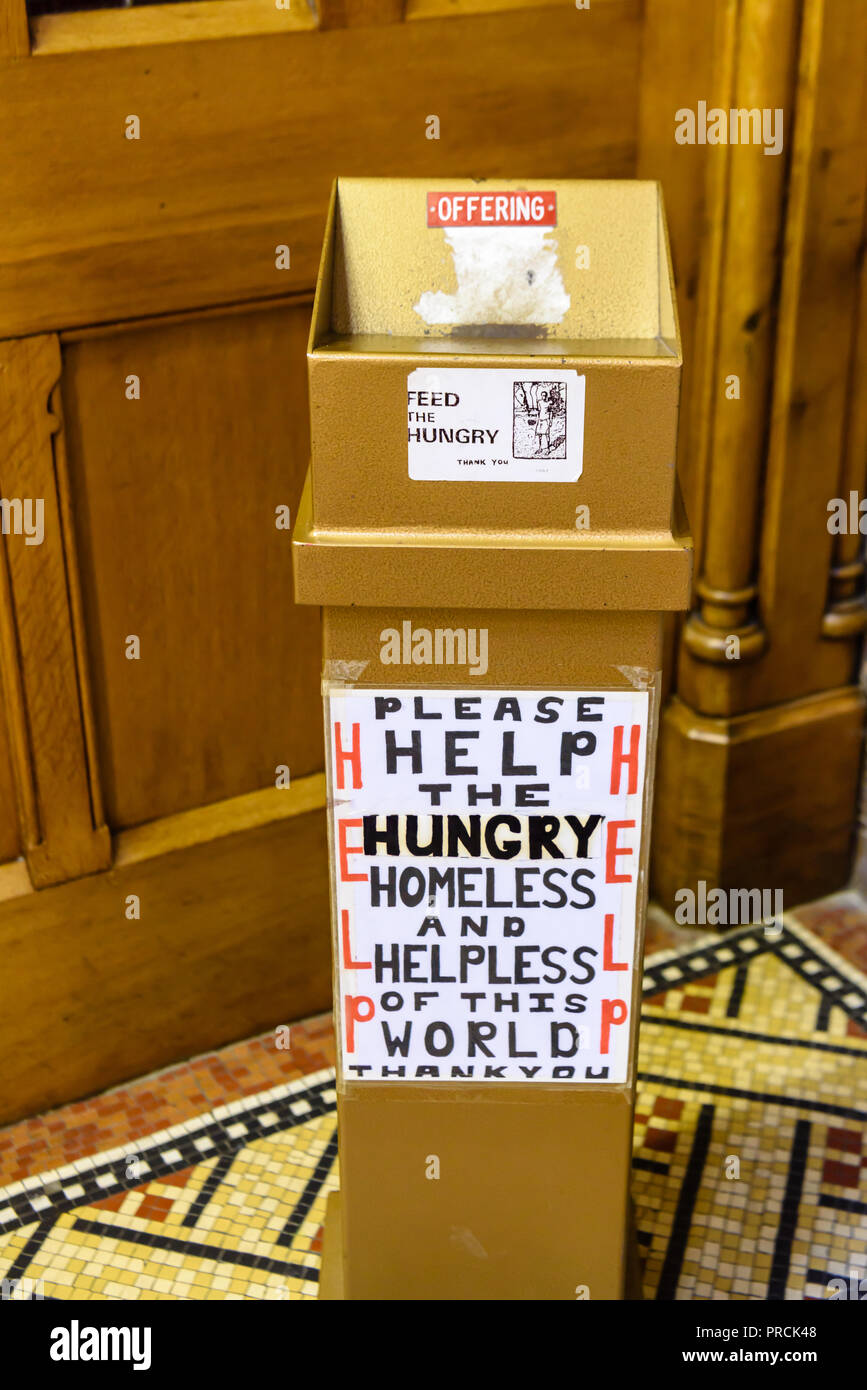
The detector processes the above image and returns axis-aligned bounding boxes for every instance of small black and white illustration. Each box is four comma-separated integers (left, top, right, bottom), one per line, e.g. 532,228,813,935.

512,380,567,459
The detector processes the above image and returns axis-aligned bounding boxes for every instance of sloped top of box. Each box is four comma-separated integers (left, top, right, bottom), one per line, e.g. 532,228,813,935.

315,177,678,351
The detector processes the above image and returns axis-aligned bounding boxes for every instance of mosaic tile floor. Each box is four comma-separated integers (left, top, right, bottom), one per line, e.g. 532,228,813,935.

635,917,867,1300
1,914,865,1300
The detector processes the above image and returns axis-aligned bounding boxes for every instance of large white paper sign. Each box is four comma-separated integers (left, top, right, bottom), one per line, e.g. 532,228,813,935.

327,687,649,1084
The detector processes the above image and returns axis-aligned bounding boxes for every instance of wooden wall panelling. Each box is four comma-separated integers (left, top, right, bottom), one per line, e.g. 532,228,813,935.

752,0,867,701
32,0,316,55
0,778,331,1126
406,0,583,16
638,0,734,562
636,0,725,706
28,0,597,56
0,334,22,868
0,0,650,1117
316,0,404,28
0,663,21,864
654,688,865,911
679,0,867,716
0,0,28,58
0,334,110,886
0,0,642,336
653,0,867,910
680,0,799,668
61,298,322,830
823,190,867,642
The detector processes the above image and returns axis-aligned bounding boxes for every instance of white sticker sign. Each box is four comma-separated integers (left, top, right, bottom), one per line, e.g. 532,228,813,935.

327,687,649,1084
407,369,584,482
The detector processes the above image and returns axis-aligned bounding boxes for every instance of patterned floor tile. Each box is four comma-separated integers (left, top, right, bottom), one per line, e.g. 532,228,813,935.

1,912,865,1300
635,919,867,1299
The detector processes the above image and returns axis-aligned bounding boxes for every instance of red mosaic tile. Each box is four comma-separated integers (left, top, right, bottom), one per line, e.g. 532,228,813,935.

654,1097,684,1120
160,1169,193,1189
136,1195,173,1222
682,996,711,1015
645,1127,678,1153
791,893,867,974
827,1127,862,1155
823,1159,862,1188
91,1191,127,1213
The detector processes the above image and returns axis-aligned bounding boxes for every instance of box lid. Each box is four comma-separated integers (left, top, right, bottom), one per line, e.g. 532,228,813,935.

293,468,693,612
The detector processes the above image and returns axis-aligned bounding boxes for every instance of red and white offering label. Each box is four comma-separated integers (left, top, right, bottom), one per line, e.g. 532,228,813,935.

327,686,649,1085
427,191,557,228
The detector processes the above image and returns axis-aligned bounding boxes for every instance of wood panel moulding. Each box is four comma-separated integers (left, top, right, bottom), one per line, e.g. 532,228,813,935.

679,0,867,717
652,0,867,912
0,334,110,887
821,170,867,643
316,0,404,28
654,687,865,912
678,0,800,682
0,0,29,58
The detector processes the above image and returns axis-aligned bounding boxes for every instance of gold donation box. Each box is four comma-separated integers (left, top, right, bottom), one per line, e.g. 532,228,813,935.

293,178,693,1301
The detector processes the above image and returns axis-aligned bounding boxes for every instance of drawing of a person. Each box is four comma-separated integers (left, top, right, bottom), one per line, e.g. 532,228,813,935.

535,390,552,455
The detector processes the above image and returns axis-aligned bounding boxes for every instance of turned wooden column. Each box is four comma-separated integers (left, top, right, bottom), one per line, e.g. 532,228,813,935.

642,0,867,910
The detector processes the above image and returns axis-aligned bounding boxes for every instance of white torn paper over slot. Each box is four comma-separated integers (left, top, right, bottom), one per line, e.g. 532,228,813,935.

414,228,571,328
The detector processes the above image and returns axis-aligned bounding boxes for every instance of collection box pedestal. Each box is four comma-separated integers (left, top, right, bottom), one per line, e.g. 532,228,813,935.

294,178,692,1300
